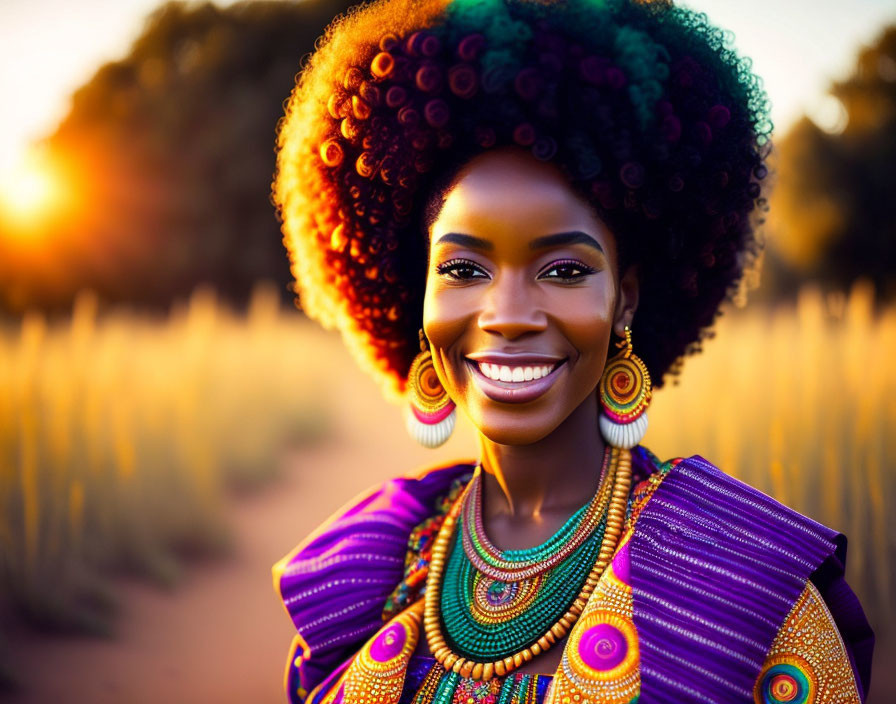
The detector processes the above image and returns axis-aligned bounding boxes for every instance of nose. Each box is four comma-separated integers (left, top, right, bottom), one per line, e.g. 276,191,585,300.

477,270,547,339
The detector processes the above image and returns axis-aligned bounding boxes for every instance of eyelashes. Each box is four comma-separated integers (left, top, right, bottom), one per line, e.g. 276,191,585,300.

539,258,598,281
434,258,598,282
435,258,489,280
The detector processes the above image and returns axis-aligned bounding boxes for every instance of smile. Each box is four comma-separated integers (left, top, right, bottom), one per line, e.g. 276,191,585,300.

464,356,566,404
475,362,557,382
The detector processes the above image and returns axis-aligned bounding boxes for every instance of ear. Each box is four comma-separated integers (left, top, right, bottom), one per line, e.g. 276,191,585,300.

613,264,640,337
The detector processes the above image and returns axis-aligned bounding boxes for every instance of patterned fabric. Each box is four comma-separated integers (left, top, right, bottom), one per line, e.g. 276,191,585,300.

304,468,864,704
755,582,862,703
334,601,425,703
628,454,871,703
276,447,873,704
545,533,640,704
398,658,553,704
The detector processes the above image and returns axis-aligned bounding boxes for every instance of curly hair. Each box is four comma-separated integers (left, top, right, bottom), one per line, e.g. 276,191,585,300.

273,0,772,401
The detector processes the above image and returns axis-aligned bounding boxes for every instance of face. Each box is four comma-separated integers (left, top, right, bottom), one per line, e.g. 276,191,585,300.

423,148,639,446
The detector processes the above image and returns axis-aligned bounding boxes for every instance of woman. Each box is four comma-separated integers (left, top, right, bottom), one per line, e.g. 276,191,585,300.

271,1,874,702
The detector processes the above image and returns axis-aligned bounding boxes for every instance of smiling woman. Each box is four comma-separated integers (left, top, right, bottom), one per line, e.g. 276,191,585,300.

270,1,873,703
424,149,637,449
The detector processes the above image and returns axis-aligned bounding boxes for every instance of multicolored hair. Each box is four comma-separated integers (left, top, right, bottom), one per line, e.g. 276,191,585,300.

273,0,772,401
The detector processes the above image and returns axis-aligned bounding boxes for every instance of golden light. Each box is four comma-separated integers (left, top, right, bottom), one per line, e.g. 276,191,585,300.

0,147,64,237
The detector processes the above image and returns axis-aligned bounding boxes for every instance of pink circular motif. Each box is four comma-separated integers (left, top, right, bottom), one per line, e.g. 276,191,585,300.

579,623,628,671
370,623,406,662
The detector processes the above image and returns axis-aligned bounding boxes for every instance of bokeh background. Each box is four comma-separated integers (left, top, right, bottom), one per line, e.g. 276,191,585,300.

1,0,894,702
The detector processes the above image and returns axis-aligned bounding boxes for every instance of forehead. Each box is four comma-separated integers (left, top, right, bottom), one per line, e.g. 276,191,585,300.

430,149,616,257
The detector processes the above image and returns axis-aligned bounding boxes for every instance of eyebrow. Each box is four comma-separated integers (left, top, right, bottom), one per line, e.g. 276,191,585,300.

433,230,604,254
529,231,604,254
434,233,494,250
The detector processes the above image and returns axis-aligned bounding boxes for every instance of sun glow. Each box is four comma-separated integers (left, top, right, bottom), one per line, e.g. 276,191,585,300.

0,148,64,236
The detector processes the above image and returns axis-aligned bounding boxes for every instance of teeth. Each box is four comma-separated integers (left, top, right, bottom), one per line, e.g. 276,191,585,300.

476,362,556,382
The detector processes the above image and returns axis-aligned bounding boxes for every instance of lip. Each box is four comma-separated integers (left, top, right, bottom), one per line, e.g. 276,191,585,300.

465,357,567,404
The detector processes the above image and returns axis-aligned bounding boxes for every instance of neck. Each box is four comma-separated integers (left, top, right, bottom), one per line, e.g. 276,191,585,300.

476,393,607,520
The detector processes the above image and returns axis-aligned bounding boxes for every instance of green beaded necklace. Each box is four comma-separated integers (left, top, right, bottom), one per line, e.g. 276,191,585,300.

440,449,613,661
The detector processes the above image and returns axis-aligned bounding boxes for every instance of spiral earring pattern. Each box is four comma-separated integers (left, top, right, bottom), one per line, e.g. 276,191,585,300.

598,326,651,449
405,330,456,448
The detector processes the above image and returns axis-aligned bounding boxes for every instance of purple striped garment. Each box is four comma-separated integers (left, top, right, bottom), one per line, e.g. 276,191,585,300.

274,450,874,703
630,454,873,702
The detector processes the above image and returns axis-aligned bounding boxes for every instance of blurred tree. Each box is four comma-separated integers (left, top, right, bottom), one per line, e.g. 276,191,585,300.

767,25,896,300
0,0,357,314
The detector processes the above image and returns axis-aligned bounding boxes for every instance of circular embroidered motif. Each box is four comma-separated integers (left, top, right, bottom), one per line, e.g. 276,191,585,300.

369,622,407,663
754,655,817,704
343,608,422,702
568,610,638,682
579,622,628,671
549,609,639,704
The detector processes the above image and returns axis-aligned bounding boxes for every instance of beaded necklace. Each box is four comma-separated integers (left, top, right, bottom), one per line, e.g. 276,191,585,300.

460,448,612,581
441,448,613,661
424,446,632,681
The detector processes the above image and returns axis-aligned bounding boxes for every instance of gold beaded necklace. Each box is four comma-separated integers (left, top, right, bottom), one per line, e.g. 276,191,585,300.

423,446,633,681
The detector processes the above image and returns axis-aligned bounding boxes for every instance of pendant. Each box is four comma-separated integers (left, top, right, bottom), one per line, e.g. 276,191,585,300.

470,573,544,625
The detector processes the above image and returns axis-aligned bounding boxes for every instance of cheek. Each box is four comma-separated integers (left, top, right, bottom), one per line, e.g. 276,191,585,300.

422,282,472,398
565,308,613,348
422,280,470,353
554,289,616,371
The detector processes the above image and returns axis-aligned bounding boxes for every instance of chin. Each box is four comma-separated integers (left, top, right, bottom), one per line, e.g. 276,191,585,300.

464,407,568,447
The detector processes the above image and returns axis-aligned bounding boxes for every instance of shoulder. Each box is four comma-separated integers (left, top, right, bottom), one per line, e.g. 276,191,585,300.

274,458,477,588
273,458,475,700
641,452,844,553
630,449,847,606
629,450,874,701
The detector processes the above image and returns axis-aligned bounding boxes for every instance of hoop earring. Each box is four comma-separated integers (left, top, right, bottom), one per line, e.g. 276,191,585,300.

598,325,652,449
405,329,456,448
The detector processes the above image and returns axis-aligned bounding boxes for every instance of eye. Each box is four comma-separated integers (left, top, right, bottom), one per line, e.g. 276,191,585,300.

435,258,490,281
538,259,597,282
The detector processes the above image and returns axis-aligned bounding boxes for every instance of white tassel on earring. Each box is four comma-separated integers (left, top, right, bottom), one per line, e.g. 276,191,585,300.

405,404,456,448
599,411,648,450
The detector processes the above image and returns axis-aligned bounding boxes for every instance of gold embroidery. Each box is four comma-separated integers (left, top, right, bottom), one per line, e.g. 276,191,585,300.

545,533,640,704
754,582,860,703
322,600,423,704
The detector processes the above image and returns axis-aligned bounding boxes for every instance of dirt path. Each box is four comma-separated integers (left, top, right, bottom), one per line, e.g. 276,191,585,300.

3,359,478,704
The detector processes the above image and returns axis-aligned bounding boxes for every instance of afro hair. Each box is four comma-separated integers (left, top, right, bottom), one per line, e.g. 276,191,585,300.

273,0,772,401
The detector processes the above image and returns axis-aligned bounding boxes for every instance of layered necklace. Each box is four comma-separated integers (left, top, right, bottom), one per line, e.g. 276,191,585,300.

423,445,632,681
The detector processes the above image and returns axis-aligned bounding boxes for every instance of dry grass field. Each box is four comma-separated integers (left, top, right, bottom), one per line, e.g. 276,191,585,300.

0,280,892,697
0,284,334,642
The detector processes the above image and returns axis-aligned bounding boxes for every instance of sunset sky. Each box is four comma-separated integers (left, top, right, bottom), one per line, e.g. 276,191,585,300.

0,0,894,177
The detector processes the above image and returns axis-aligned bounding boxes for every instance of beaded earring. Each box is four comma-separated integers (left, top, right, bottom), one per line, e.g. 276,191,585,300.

598,325,652,449
405,329,456,448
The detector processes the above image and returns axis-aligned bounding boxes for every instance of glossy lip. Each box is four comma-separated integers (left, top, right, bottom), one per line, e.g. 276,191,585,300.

464,357,567,404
